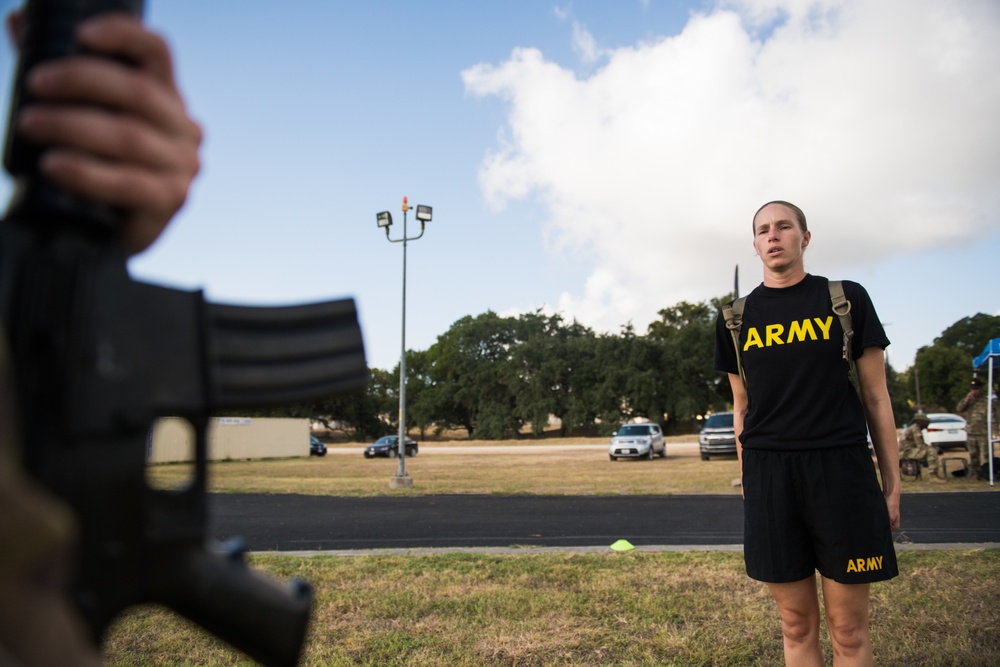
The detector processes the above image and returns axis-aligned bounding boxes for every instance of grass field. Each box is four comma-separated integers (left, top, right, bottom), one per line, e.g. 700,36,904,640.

105,549,1000,666
146,437,985,497
113,439,1000,666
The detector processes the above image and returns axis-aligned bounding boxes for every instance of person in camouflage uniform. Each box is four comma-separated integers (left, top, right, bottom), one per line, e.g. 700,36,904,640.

956,378,998,479
898,412,939,478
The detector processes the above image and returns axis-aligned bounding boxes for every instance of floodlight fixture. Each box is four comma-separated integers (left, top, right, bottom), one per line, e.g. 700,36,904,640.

372,197,436,487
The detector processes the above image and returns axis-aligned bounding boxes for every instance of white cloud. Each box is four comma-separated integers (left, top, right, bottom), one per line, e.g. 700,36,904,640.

463,0,1000,336
571,21,605,63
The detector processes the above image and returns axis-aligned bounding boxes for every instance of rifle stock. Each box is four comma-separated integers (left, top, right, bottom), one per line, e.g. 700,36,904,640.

0,2,368,665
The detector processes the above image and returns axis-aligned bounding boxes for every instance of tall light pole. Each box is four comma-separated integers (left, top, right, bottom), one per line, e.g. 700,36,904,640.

376,197,432,488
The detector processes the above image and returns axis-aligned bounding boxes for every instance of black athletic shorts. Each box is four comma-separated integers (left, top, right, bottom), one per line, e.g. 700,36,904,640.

742,445,898,584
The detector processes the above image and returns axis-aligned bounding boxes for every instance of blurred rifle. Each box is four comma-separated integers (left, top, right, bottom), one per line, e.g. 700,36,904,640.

0,1,367,665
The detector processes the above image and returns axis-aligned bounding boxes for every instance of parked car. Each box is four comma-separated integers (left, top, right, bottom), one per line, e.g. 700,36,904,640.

698,412,736,460
364,435,419,458
309,436,327,456
609,423,665,461
919,413,968,454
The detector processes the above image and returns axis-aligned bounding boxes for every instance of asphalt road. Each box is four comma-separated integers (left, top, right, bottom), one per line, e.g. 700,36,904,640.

210,492,1000,553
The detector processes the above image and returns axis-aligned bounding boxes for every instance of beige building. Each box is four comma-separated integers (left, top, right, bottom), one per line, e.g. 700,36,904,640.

148,417,311,463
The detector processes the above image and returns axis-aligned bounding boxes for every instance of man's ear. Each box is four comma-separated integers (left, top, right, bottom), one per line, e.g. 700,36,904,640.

802,230,811,248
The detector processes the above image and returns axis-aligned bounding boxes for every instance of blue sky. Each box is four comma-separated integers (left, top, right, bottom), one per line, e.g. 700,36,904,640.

2,0,998,374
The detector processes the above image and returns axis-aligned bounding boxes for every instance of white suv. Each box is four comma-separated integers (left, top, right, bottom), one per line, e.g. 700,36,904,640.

698,412,736,460
609,423,666,461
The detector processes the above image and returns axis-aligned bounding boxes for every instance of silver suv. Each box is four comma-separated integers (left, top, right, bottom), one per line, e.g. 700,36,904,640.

698,412,736,460
609,423,666,461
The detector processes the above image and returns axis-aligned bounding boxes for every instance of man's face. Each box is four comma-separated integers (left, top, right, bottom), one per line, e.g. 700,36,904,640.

752,203,810,273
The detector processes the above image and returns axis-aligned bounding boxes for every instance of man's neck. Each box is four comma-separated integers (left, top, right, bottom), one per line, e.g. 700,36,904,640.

762,266,808,289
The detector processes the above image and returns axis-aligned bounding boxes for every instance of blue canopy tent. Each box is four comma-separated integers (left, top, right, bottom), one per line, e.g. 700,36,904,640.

972,338,1000,486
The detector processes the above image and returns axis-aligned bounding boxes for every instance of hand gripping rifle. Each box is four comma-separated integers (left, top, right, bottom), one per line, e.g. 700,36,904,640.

0,2,367,665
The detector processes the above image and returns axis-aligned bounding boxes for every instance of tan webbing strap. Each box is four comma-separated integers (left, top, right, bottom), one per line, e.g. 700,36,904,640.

723,297,747,389
828,280,858,390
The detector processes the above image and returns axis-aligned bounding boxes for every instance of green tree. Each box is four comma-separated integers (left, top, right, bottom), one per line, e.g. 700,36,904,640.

367,366,398,429
242,366,391,441
425,312,522,439
898,313,1000,415
648,298,727,432
884,361,913,427
509,311,596,436
386,349,436,438
314,366,391,440
574,325,666,434
556,320,603,435
509,311,558,436
910,345,971,413
934,313,1000,356
619,327,667,425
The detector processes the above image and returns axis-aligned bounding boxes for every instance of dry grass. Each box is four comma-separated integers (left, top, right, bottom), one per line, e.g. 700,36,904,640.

121,438,999,665
148,438,736,496
146,437,986,497
103,549,1000,666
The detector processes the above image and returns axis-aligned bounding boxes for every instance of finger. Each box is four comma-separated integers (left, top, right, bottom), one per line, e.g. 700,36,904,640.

76,13,176,87
39,148,191,255
26,57,196,139
39,150,192,220
19,104,199,172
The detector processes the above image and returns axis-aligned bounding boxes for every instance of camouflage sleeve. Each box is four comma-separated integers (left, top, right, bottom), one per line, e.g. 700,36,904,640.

0,332,78,580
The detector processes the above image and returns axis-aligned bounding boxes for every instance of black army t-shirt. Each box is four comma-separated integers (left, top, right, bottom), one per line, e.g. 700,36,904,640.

714,274,889,451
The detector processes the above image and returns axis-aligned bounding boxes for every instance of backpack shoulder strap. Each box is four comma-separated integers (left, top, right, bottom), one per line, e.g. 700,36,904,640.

722,297,747,389
724,284,858,394
829,280,859,391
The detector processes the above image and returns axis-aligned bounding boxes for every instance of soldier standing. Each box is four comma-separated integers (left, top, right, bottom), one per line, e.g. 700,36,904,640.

956,378,998,480
898,413,940,478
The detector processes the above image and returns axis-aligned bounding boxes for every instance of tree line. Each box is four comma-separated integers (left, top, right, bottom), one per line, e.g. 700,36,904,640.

235,299,999,441
903,313,1000,415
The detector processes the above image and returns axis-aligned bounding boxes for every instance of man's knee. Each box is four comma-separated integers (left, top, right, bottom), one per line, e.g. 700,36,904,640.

826,609,869,654
779,607,819,644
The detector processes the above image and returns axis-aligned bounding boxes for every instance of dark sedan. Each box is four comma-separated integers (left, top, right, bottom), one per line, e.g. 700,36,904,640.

309,436,327,456
364,435,418,458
